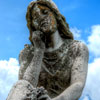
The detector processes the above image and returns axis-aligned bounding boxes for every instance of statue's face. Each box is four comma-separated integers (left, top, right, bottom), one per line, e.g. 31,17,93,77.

31,4,57,36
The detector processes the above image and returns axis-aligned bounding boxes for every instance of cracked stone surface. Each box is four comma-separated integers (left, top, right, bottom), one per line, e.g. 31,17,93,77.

6,0,89,100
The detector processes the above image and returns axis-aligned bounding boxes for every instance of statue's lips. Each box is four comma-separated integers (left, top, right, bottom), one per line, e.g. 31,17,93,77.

40,21,49,27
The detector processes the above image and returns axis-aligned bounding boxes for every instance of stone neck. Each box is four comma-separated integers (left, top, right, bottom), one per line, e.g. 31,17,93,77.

45,30,64,52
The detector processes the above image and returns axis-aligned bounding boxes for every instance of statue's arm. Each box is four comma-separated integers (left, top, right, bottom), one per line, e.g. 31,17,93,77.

22,31,45,87
7,31,45,100
52,42,89,100
18,45,32,80
19,31,45,87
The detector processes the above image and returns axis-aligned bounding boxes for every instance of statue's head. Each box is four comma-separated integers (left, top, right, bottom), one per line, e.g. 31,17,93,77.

26,0,74,42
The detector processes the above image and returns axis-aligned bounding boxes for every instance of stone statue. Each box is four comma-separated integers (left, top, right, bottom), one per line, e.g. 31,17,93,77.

7,0,89,100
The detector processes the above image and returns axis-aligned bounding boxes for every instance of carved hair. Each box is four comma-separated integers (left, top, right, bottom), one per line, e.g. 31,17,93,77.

26,0,74,42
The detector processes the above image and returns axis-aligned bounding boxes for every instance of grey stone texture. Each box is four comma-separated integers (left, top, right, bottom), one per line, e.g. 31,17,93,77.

6,0,89,100
7,39,89,100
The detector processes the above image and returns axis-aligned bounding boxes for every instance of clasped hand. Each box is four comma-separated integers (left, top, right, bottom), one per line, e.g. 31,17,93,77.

36,87,51,100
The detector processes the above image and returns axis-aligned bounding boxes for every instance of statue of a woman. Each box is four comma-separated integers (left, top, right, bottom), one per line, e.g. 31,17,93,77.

7,0,89,100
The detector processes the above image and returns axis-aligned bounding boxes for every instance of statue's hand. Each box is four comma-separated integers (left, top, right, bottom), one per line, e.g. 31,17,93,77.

32,31,45,50
37,87,51,100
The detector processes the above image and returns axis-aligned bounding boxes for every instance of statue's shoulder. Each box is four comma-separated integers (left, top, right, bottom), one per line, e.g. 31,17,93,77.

19,44,34,64
67,39,88,49
70,40,89,57
64,39,89,58
74,40,88,52
20,44,34,55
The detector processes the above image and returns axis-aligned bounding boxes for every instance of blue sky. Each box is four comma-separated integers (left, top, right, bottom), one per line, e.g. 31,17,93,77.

0,0,100,100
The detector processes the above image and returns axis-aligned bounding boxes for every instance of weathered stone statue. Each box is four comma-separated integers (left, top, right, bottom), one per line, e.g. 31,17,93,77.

7,0,89,100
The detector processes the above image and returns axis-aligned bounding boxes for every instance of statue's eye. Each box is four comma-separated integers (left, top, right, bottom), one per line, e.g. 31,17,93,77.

42,9,49,14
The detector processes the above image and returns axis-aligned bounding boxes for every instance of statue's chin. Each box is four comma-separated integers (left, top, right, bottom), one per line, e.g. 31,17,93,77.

40,26,57,37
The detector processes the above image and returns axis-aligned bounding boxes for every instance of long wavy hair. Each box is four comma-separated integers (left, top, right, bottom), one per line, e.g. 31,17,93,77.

26,0,74,43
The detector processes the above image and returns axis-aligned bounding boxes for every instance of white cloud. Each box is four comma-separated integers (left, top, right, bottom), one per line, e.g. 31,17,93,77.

82,96,90,100
0,58,19,100
88,25,100,57
83,98,89,100
70,27,81,39
81,58,100,100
